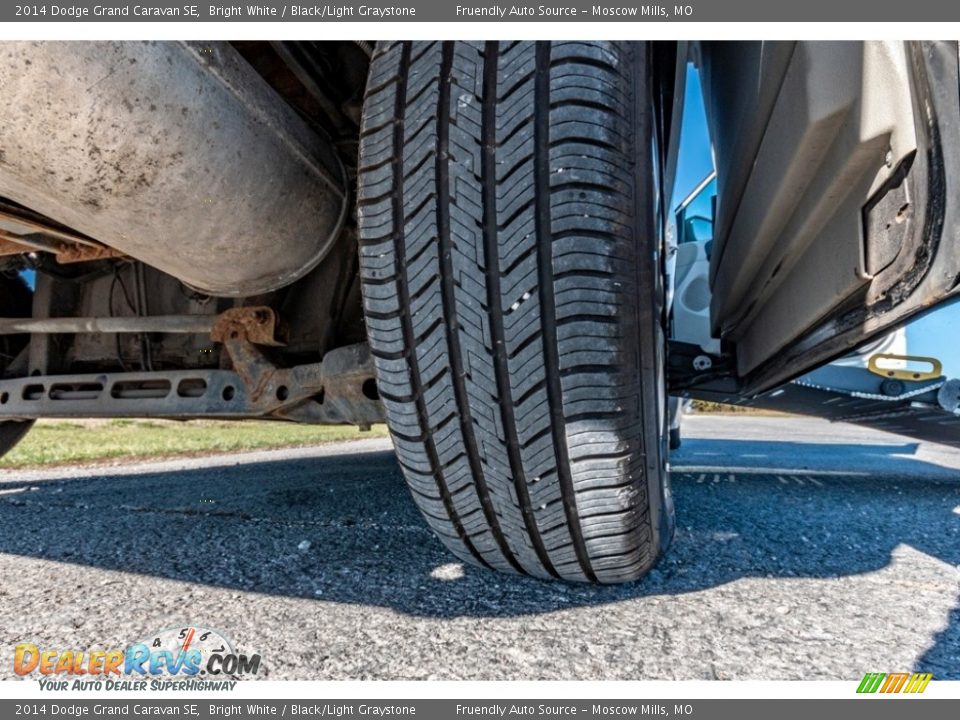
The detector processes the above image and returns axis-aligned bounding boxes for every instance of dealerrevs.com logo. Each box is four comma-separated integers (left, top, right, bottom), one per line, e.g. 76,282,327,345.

14,626,261,691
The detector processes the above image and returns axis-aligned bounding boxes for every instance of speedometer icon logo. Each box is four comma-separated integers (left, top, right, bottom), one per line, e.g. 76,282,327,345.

129,626,260,677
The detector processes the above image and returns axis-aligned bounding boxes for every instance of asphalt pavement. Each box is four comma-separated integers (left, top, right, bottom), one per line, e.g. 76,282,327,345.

1,415,958,680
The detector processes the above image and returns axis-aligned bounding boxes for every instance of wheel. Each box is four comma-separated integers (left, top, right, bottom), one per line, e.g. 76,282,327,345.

358,41,674,583
669,427,682,451
668,396,683,450
0,420,32,459
0,274,34,459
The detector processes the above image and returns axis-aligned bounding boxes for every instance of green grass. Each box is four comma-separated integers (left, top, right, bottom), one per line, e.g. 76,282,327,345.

691,400,778,414
0,419,389,469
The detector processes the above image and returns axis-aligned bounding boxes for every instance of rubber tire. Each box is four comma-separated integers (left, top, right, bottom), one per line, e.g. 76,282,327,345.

0,420,33,458
0,274,34,459
357,41,674,583
669,427,682,451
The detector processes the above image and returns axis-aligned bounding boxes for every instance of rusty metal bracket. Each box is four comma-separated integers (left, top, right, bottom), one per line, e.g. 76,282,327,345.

211,306,286,347
0,231,127,264
213,308,382,426
220,338,382,426
277,343,382,428
214,306,299,411
0,201,128,264
55,244,127,264
220,334,320,413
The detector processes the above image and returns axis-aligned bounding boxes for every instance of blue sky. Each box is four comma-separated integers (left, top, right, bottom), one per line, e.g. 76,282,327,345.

673,64,960,378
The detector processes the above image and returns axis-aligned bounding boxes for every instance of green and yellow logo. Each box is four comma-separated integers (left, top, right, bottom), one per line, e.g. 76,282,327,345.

857,672,933,694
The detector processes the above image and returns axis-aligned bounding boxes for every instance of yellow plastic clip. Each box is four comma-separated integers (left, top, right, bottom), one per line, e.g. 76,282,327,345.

867,353,943,382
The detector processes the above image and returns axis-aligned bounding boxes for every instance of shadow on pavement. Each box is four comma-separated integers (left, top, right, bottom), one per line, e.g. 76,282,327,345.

0,437,957,676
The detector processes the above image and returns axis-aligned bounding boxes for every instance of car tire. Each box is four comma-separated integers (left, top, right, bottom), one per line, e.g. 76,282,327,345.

0,274,34,460
0,420,33,459
669,427,682,451
357,41,674,583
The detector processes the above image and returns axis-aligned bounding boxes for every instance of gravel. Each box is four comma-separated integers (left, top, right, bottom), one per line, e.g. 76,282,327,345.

1,417,957,680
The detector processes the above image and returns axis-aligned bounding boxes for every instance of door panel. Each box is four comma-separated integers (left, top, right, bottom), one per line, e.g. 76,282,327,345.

701,41,960,392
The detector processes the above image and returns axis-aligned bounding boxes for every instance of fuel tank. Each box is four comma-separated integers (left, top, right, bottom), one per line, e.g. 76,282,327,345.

0,41,347,296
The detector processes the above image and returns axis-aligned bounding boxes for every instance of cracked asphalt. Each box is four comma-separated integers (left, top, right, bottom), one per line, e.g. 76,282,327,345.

1,415,958,680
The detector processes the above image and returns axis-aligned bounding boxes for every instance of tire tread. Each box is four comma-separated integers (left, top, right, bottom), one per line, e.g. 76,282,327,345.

358,40,670,583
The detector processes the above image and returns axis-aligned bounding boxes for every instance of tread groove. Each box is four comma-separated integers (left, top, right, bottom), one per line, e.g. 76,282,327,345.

483,40,559,579
534,41,598,583
390,43,491,571
437,41,525,574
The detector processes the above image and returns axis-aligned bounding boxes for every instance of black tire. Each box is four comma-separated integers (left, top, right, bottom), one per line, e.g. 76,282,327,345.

669,427,682,451
357,41,674,583
0,274,34,459
0,420,33,458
